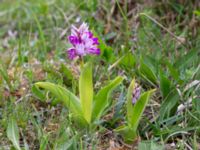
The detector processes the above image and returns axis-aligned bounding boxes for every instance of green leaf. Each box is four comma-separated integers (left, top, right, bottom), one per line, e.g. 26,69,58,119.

138,141,164,150
127,79,136,125
97,37,115,62
60,64,73,78
155,126,199,137
60,63,73,81
108,55,126,71
159,70,171,98
127,79,155,129
55,137,75,150
115,125,136,143
119,52,136,68
129,87,155,130
40,135,48,150
79,62,93,124
7,118,21,150
32,84,46,101
166,61,181,83
143,55,159,75
92,76,123,121
194,10,200,16
139,58,157,85
159,89,180,121
193,97,200,114
0,61,12,90
175,49,198,69
35,82,82,119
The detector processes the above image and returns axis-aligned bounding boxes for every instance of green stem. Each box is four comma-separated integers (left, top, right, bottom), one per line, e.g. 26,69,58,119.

80,56,84,68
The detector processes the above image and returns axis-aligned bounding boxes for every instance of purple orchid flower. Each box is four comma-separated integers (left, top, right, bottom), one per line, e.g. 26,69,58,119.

132,84,141,104
67,22,100,59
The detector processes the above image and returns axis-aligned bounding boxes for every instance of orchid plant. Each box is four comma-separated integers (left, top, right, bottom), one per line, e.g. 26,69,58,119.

34,23,155,142
115,79,155,143
35,23,123,128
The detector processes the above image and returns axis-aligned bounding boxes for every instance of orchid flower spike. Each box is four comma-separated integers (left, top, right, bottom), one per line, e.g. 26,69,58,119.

67,22,100,60
132,83,141,104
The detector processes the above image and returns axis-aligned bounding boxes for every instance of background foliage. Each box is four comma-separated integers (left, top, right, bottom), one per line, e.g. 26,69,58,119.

0,0,199,149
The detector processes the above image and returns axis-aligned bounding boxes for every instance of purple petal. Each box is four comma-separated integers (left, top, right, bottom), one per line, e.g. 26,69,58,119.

87,48,100,55
88,32,93,38
132,98,137,104
67,48,77,60
135,89,140,98
92,37,99,45
68,36,80,45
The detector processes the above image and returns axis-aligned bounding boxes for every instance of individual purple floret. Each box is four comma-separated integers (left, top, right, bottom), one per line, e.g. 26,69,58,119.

132,84,141,104
67,22,100,59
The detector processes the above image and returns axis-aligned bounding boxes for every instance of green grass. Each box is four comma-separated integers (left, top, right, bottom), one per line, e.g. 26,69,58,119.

0,0,200,149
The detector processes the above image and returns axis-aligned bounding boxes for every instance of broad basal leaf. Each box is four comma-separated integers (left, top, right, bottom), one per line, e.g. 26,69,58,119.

115,125,136,144
127,78,136,124
92,76,123,121
79,62,93,124
130,89,155,130
35,82,82,118
32,84,46,101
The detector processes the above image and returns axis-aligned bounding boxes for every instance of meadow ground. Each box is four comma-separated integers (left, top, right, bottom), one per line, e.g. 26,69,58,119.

0,0,200,149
